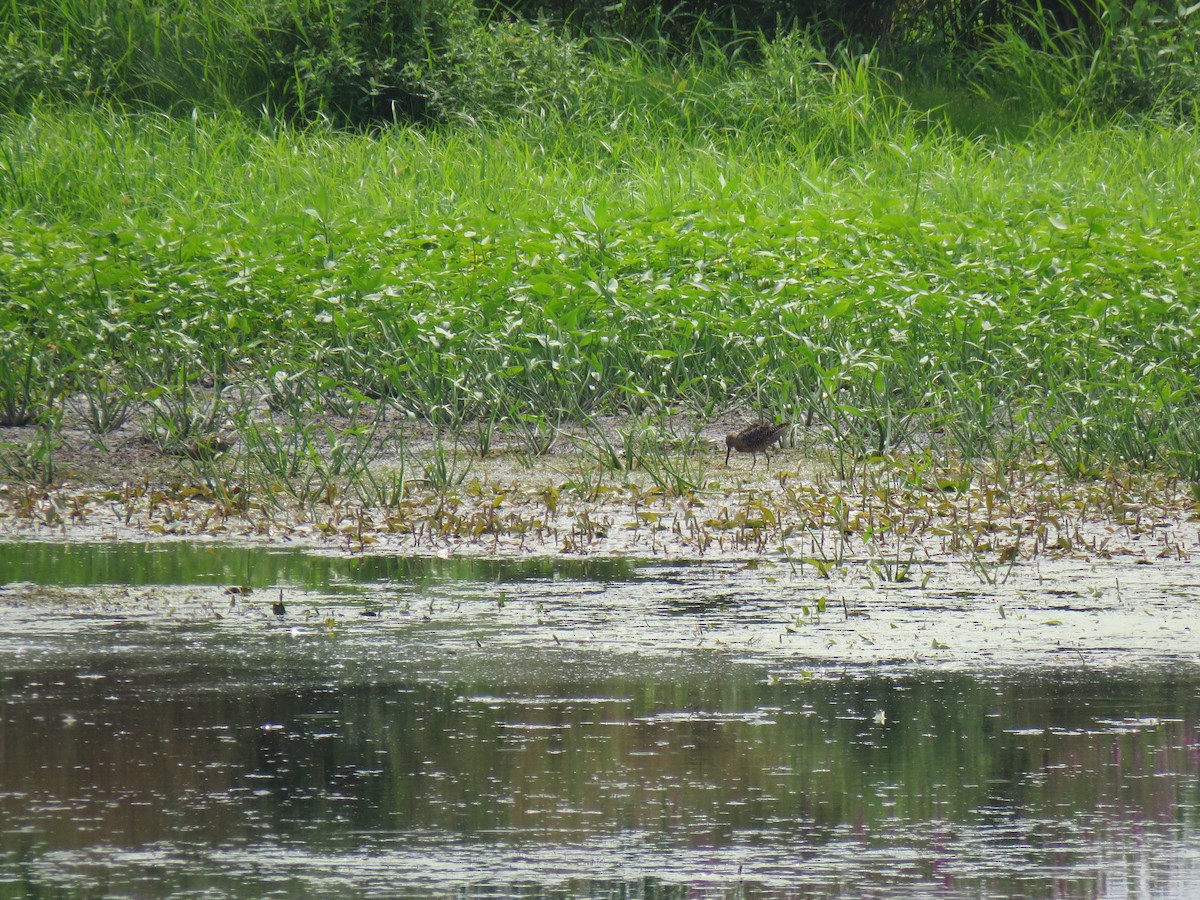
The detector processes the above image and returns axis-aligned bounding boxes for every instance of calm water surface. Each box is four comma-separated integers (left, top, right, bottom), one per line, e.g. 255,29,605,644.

2,542,1199,898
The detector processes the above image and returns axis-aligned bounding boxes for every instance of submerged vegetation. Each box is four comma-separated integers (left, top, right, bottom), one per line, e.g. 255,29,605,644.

1,0,1199,534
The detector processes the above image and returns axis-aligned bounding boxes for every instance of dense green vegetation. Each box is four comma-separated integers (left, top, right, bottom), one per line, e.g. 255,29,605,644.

2,1,1199,492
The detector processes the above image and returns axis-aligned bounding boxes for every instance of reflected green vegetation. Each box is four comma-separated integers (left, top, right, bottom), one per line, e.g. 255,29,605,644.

3,540,1199,895
2,632,1198,895
0,541,637,590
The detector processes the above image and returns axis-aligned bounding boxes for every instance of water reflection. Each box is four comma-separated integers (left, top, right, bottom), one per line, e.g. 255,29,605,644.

3,637,1200,896
3,542,1200,896
0,540,637,591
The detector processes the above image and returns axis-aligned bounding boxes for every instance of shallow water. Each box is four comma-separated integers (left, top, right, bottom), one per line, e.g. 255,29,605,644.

3,542,1200,897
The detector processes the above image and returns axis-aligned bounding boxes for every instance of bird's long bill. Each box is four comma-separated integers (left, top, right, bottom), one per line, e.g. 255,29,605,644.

724,444,732,465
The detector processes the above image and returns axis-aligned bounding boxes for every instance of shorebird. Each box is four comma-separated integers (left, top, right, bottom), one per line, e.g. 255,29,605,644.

725,422,789,469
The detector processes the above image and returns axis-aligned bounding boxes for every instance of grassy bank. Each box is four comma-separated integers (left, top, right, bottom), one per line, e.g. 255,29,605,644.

2,19,1200,495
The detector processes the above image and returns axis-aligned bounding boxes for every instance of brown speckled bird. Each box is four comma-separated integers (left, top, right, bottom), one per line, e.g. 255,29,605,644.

724,422,789,469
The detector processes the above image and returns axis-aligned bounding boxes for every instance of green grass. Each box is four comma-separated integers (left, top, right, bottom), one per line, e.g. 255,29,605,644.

2,28,1200,489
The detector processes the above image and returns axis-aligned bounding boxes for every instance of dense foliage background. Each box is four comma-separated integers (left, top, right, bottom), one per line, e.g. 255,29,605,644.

2,1,1199,487
2,1,1197,124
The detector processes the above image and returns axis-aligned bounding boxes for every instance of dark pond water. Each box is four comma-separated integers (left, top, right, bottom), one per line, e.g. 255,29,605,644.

2,542,1199,897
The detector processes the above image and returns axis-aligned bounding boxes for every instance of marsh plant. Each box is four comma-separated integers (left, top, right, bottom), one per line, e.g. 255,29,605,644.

422,434,473,491
144,378,234,459
0,337,50,427
0,411,60,484
506,410,565,461
639,450,710,499
72,372,137,438
3,6,1200,499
